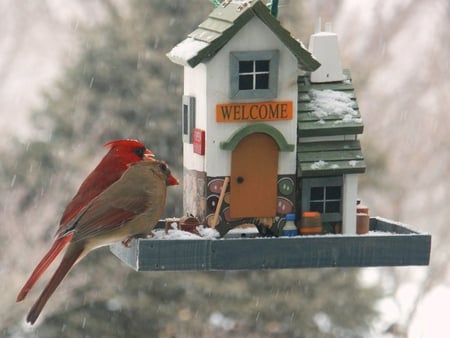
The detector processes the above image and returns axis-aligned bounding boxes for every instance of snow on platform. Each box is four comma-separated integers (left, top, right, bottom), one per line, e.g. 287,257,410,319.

110,217,431,271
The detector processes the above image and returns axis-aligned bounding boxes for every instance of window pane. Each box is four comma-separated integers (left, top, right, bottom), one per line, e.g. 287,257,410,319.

310,187,324,200
230,50,278,99
239,61,253,73
255,60,269,72
255,74,269,89
326,186,341,200
310,201,324,213
325,201,341,213
239,75,253,90
183,104,189,135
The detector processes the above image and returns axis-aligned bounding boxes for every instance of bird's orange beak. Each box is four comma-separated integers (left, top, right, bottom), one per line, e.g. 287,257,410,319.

166,173,179,186
143,148,155,161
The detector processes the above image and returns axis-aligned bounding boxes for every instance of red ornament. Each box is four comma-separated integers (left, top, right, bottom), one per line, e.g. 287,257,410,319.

193,128,205,155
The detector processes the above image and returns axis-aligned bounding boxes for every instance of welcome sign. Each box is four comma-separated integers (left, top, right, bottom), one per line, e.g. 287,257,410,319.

216,101,293,122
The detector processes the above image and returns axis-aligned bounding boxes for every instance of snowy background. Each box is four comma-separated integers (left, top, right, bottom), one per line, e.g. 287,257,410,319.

1,0,449,337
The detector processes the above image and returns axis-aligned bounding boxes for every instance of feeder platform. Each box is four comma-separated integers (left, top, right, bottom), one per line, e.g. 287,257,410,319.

110,217,431,271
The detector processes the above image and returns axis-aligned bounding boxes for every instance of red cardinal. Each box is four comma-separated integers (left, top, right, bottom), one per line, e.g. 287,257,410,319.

17,140,178,324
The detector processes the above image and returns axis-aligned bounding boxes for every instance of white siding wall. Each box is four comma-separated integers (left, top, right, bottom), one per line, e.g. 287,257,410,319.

182,63,207,172
201,17,299,176
342,174,358,234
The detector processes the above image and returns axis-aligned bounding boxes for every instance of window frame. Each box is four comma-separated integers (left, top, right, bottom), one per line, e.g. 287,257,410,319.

229,50,279,100
301,176,343,223
182,95,195,144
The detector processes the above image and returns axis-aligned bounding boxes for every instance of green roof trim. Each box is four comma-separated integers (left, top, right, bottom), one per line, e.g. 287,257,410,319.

167,0,320,71
297,70,364,138
297,140,366,177
220,123,295,151
298,120,364,138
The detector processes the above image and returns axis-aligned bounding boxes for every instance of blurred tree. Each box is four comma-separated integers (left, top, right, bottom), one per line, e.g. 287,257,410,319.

332,1,450,334
28,263,382,338
3,1,384,337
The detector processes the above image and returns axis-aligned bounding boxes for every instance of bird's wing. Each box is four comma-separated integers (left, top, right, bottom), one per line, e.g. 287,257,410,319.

58,160,126,229
67,160,166,243
69,195,148,242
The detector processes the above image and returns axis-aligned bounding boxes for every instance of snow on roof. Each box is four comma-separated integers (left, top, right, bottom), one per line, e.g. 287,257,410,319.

310,160,327,170
308,89,359,122
166,37,209,66
167,0,320,70
297,70,364,138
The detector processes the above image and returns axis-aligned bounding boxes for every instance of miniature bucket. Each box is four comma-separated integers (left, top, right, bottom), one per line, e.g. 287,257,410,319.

356,213,369,234
357,204,369,215
356,204,370,234
299,211,323,235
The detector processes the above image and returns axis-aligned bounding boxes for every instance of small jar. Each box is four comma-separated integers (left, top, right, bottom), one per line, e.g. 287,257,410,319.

282,213,298,237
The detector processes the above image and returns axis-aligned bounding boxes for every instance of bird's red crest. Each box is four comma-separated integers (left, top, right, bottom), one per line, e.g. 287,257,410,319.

104,139,145,149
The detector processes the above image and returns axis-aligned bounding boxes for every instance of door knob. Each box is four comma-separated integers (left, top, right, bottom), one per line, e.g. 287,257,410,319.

236,176,244,184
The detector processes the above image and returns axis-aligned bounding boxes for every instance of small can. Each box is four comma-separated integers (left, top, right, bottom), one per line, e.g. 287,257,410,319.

299,212,323,235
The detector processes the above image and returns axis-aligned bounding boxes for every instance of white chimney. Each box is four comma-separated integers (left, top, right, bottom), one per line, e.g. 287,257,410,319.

308,20,344,83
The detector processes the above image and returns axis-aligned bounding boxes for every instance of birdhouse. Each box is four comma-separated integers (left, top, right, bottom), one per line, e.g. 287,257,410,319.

111,0,431,271
167,0,364,235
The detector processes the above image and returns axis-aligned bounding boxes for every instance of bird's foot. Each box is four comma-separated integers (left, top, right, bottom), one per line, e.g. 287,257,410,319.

121,234,146,247
121,237,133,247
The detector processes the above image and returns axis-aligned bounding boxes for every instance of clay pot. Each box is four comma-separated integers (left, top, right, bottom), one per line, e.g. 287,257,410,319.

356,213,369,234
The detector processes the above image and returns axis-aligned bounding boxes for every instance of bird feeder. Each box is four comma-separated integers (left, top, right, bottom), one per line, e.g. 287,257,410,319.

111,0,431,270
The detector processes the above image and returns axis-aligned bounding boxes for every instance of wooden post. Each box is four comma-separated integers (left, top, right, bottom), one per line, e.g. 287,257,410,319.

211,176,229,228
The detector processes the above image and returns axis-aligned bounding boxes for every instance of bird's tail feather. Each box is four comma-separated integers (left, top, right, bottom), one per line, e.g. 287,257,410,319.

26,243,84,324
16,233,74,302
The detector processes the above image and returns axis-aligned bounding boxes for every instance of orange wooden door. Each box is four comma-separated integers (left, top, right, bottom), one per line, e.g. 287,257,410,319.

230,133,278,218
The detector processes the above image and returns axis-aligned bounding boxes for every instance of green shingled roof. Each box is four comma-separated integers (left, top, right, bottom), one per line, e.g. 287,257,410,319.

297,70,366,177
167,0,320,71
298,70,364,137
298,140,366,177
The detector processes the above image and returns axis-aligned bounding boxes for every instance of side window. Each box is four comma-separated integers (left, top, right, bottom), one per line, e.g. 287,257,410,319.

310,186,342,214
302,177,343,223
230,50,279,100
182,95,195,143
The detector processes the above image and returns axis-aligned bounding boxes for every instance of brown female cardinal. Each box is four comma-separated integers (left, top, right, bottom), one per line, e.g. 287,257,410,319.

16,139,178,324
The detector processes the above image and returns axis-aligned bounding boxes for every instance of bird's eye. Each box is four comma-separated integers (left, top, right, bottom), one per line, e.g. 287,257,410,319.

159,162,169,174
134,147,145,158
